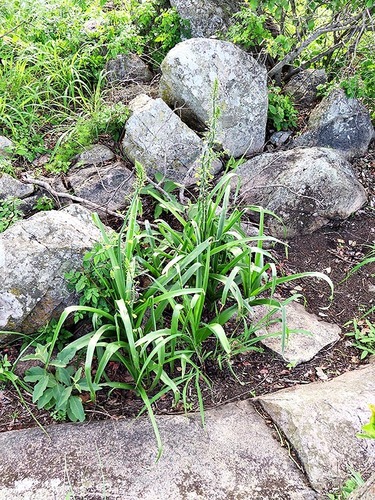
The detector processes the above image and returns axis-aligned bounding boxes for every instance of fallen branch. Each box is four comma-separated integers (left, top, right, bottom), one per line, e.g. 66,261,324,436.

21,174,127,220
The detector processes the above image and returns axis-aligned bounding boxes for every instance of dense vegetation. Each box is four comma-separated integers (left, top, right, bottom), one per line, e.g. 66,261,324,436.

0,0,374,458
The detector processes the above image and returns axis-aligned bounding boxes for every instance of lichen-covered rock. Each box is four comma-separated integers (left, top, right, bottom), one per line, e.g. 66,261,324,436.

160,38,268,158
293,88,374,159
284,69,327,106
0,173,34,200
234,147,367,238
170,0,241,38
105,53,153,84
0,205,101,338
68,161,135,212
122,94,221,184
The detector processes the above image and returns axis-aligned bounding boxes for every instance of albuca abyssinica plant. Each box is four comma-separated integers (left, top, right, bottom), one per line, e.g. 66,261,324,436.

26,86,333,458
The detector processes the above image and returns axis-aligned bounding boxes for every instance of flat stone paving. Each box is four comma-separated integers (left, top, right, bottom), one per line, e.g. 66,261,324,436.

259,364,375,492
0,400,316,500
1,366,374,499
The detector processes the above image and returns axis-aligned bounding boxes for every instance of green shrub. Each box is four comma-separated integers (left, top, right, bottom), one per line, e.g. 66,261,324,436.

358,404,375,440
268,86,298,131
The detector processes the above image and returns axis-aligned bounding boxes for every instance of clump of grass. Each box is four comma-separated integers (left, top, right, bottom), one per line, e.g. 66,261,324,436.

20,85,332,458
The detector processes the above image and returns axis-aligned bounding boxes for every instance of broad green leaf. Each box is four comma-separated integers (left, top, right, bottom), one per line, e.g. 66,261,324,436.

32,375,50,403
68,396,85,422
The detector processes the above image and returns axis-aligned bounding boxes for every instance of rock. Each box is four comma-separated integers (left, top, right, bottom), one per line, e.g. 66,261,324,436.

251,301,341,364
75,144,115,166
293,88,375,159
284,69,327,106
0,136,13,156
68,161,135,212
0,205,101,338
258,365,375,492
170,0,242,38
122,94,221,184
348,473,375,499
0,401,317,499
0,173,34,200
269,130,293,147
105,53,153,84
160,38,268,157
234,147,367,238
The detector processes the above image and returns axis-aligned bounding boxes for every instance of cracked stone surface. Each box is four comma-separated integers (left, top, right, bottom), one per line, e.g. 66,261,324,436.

258,365,375,492
68,160,135,212
252,301,341,364
0,401,317,500
0,205,101,338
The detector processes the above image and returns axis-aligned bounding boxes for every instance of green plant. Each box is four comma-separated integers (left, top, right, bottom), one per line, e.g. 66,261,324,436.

28,319,73,351
358,404,375,440
0,197,23,232
327,469,365,499
0,352,46,431
22,343,86,422
0,157,16,177
345,318,375,359
47,100,129,172
268,86,298,131
141,171,182,218
33,195,55,212
39,84,333,458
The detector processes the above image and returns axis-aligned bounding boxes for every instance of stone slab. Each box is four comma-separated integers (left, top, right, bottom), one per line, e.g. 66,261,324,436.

252,301,341,364
258,365,375,493
0,401,316,499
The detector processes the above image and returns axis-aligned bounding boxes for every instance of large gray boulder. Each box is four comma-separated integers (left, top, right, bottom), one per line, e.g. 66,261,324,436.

235,147,367,238
160,38,268,158
122,94,221,184
0,205,101,338
258,365,375,492
293,88,374,159
170,0,242,38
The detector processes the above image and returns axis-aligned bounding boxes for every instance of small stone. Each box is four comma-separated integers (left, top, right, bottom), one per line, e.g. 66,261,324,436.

251,301,341,364
75,144,115,166
0,136,13,156
105,53,153,84
0,173,34,200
